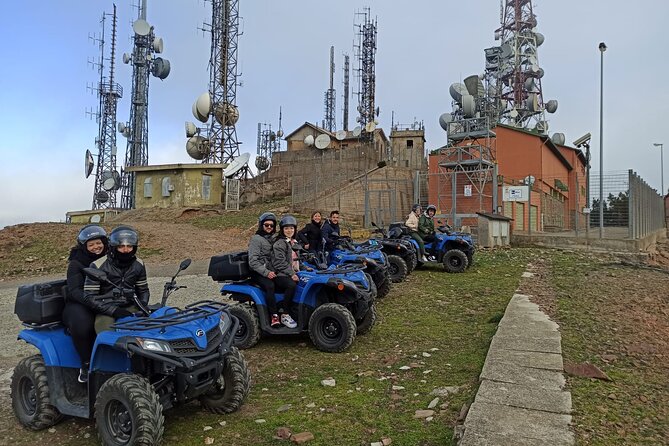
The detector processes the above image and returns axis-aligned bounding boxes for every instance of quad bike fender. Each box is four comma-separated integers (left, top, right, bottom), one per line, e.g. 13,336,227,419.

18,327,80,368
221,284,266,304
325,278,360,305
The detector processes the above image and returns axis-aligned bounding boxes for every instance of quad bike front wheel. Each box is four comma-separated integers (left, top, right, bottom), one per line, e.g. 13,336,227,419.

443,249,469,273
200,347,251,414
228,302,261,349
309,303,357,353
95,374,164,446
386,254,408,283
11,355,63,430
355,302,377,336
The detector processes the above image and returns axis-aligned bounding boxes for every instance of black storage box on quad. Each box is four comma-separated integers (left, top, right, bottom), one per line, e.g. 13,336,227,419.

208,251,250,281
15,279,67,324
389,222,411,236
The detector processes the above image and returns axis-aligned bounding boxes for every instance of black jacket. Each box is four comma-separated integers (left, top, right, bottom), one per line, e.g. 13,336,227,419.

66,246,105,305
83,255,150,316
321,220,340,251
297,221,323,252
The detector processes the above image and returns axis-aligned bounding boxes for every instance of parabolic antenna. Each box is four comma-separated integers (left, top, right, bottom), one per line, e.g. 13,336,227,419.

365,121,376,133
186,135,210,160
153,37,164,53
122,53,130,64
535,32,545,47
85,149,94,179
192,101,207,123
132,19,151,36
545,99,558,114
151,57,170,80
352,126,362,137
276,129,284,138
551,133,566,145
463,75,485,97
315,134,331,149
118,122,126,133
185,121,198,137
214,102,239,127
535,121,549,134
500,43,513,59
524,77,538,92
335,130,347,141
223,152,250,178
255,155,270,171
462,94,476,118
438,112,453,131
101,170,121,191
195,92,212,120
90,214,102,223
304,135,315,146
96,190,109,204
526,93,539,112
448,83,468,103
509,108,519,119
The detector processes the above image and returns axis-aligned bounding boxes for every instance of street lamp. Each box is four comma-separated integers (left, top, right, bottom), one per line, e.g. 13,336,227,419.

598,41,607,239
653,143,664,195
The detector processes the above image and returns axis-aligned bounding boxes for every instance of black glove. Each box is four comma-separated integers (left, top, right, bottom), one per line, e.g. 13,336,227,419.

112,308,133,319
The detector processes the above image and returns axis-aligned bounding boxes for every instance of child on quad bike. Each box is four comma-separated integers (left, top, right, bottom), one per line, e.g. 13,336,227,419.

418,204,439,259
270,215,300,328
406,204,428,263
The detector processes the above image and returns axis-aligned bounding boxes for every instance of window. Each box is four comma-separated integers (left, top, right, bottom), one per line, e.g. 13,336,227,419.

406,139,414,149
161,177,171,197
202,174,211,200
143,177,152,198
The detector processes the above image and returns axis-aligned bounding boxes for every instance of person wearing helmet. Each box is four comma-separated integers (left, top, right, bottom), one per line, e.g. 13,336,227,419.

419,205,438,258
406,204,428,263
270,215,300,328
248,212,283,327
297,210,324,253
321,210,341,252
62,225,109,382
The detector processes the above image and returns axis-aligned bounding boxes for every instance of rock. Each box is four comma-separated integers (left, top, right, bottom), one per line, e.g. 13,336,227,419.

522,272,534,278
427,397,439,409
203,426,213,431
371,443,383,446
564,361,611,381
608,393,617,400
275,427,292,440
422,352,432,357
381,438,392,445
430,348,439,352
255,419,267,423
84,433,91,439
399,366,411,370
291,432,315,444
430,386,460,397
426,416,434,422
452,425,466,442
306,402,316,408
440,403,449,410
277,404,292,412
422,369,433,375
414,409,435,418
48,428,56,433
601,354,618,362
204,437,214,445
457,402,470,422
391,385,405,391
321,378,336,387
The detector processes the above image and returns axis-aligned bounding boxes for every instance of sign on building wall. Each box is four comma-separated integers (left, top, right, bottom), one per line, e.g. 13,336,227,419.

503,185,529,202
464,185,472,197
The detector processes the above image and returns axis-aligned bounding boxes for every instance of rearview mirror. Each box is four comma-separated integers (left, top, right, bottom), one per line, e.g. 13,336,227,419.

83,267,107,281
179,259,192,271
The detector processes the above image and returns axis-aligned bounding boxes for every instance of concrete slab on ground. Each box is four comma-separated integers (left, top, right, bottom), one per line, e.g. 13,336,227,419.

483,348,563,371
476,380,572,414
480,359,566,390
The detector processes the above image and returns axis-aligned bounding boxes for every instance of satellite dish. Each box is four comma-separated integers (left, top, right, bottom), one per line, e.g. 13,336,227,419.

186,135,210,160
535,32,545,47
276,129,284,138
153,37,164,53
85,149,94,179
122,53,131,64
101,170,120,191
335,130,347,141
375,106,380,117
545,99,558,114
524,175,536,186
551,133,566,145
535,121,549,134
255,155,270,171
185,121,198,137
462,94,476,118
526,93,539,112
463,75,485,97
195,92,212,120
315,134,331,149
352,126,362,137
524,78,538,92
151,57,170,79
118,122,126,133
304,135,315,146
509,108,519,119
449,83,468,103
500,43,513,59
96,190,109,203
90,214,102,223
223,152,250,178
365,121,376,133
192,101,207,123
122,128,131,138
132,19,151,36
214,102,239,126
438,113,453,131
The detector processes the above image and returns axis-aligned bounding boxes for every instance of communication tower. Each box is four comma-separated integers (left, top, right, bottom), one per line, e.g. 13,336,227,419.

483,0,557,131
323,46,336,132
354,7,379,140
342,53,350,131
118,0,171,209
88,5,123,210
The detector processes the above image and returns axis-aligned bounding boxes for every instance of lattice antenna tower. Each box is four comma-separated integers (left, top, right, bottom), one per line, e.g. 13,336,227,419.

90,5,123,210
483,0,557,131
354,7,378,140
342,53,350,131
119,0,171,209
253,108,282,173
323,46,336,132
201,0,242,164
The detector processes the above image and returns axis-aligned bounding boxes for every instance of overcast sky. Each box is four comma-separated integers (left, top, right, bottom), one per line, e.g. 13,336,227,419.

1,0,668,228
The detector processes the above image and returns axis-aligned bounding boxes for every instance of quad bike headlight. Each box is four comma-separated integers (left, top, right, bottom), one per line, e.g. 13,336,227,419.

136,338,172,353
219,312,231,334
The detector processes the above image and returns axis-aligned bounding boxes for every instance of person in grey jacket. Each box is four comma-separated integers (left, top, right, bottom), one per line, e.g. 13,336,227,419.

271,215,299,328
248,212,282,327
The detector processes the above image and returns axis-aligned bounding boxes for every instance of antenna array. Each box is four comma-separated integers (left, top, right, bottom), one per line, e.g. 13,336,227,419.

342,53,350,131
354,7,378,140
323,46,336,132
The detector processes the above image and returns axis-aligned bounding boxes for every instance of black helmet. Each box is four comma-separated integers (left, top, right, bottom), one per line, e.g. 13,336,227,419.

280,215,297,228
426,204,437,214
109,226,139,248
77,224,107,246
411,204,422,212
258,212,277,232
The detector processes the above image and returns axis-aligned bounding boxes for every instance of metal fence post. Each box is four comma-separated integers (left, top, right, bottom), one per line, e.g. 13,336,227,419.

628,170,634,239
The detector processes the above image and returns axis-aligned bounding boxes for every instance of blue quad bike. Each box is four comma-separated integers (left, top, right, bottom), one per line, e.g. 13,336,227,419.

11,259,250,446
327,235,393,298
208,251,376,353
388,222,476,273
369,222,420,279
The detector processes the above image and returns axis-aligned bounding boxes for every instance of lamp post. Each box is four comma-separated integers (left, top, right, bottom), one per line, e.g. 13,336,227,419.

653,143,664,195
598,42,607,238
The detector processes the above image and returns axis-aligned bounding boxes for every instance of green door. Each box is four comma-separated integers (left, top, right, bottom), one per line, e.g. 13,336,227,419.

530,205,538,232
515,202,524,231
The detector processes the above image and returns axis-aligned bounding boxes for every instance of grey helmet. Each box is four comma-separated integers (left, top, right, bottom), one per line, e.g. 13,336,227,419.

77,224,107,246
279,215,297,229
258,212,277,232
411,203,422,213
426,204,437,215
108,226,139,260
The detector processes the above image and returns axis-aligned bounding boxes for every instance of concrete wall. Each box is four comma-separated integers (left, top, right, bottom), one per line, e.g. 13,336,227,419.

389,129,427,171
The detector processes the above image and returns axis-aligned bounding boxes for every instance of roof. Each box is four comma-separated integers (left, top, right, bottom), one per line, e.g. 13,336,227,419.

126,163,227,173
476,212,513,221
283,122,335,140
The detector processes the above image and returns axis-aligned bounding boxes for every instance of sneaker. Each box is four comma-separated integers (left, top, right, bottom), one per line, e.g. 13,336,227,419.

421,256,429,263
280,314,297,329
270,314,281,327
78,367,88,384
